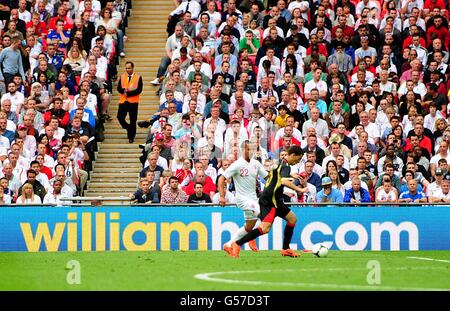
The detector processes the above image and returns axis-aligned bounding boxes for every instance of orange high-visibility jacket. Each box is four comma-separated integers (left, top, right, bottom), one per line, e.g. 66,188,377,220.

119,73,141,104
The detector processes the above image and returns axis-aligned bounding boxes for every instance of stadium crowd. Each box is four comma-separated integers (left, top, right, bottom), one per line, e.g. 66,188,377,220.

131,0,450,205
0,0,131,205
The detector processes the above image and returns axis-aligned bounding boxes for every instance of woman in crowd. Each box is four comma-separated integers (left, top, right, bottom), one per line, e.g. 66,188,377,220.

16,183,42,204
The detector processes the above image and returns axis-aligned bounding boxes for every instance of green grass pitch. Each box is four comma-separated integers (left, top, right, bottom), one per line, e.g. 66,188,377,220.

0,250,449,290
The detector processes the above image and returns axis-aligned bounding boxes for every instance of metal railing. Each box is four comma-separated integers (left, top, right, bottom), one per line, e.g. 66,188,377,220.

55,197,450,207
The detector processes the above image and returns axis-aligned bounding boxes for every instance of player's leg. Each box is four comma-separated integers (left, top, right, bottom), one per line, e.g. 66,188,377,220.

230,205,275,258
246,201,261,251
246,219,260,252
224,200,260,253
280,210,301,257
223,219,257,254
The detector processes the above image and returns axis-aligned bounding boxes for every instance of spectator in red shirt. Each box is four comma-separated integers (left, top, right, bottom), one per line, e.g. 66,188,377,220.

404,129,433,156
174,158,194,186
331,15,354,39
306,34,328,57
183,169,216,197
424,0,446,13
35,154,53,180
43,97,70,128
48,5,74,31
402,25,427,50
426,15,450,47
26,12,49,39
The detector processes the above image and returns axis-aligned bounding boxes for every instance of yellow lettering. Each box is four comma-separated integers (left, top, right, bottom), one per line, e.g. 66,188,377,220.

82,213,92,251
20,223,65,252
95,213,106,251
123,222,156,251
110,213,120,251
67,213,77,251
160,222,208,251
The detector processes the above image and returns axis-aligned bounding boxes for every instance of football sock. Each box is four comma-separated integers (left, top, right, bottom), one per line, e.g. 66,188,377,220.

226,226,249,247
236,227,263,246
253,219,261,229
283,222,295,250
227,219,262,247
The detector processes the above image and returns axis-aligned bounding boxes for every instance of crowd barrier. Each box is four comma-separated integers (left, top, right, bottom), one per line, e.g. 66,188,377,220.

0,205,449,252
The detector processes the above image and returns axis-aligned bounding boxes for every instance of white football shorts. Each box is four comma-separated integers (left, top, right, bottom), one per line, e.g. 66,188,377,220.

236,198,260,221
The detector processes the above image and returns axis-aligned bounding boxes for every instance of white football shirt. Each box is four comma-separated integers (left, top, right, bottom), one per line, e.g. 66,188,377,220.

223,157,268,200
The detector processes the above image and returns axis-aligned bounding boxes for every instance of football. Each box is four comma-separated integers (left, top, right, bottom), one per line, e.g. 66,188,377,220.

312,243,329,258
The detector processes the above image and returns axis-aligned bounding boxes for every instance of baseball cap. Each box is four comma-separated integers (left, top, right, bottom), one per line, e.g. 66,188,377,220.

18,124,27,130
155,133,165,140
299,172,308,179
436,168,443,176
322,176,332,186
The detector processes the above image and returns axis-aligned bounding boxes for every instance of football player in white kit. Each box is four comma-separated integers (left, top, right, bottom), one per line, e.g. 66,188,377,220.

218,140,268,254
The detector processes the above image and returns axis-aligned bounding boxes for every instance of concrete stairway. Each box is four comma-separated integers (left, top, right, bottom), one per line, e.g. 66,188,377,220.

84,0,174,203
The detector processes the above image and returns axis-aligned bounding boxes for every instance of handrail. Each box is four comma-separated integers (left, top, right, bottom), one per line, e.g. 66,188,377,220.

57,197,450,206
60,196,132,201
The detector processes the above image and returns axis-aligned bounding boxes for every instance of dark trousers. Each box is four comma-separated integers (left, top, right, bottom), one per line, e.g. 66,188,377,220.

117,101,138,140
3,73,15,86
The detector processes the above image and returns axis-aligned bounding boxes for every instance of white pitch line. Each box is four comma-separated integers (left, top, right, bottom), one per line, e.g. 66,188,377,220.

407,256,450,263
194,268,450,291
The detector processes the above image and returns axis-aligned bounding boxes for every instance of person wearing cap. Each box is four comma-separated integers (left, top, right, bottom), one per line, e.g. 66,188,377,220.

153,132,173,160
427,168,445,198
317,176,344,203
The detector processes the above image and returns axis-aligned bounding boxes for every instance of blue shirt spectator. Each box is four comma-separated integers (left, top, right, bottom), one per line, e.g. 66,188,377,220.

343,178,371,203
317,177,344,203
398,179,428,203
307,171,322,192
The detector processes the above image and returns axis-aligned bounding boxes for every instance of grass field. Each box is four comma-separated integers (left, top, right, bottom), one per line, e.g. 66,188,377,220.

0,250,449,290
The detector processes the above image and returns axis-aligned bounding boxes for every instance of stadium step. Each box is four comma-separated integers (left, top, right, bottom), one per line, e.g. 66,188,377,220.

84,0,174,200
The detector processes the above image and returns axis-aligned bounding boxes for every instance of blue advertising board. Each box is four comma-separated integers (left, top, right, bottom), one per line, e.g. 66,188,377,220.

0,205,449,252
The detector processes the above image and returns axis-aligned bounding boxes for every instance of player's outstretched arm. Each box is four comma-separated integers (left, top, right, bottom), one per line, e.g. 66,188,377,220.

217,175,227,206
281,178,303,193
